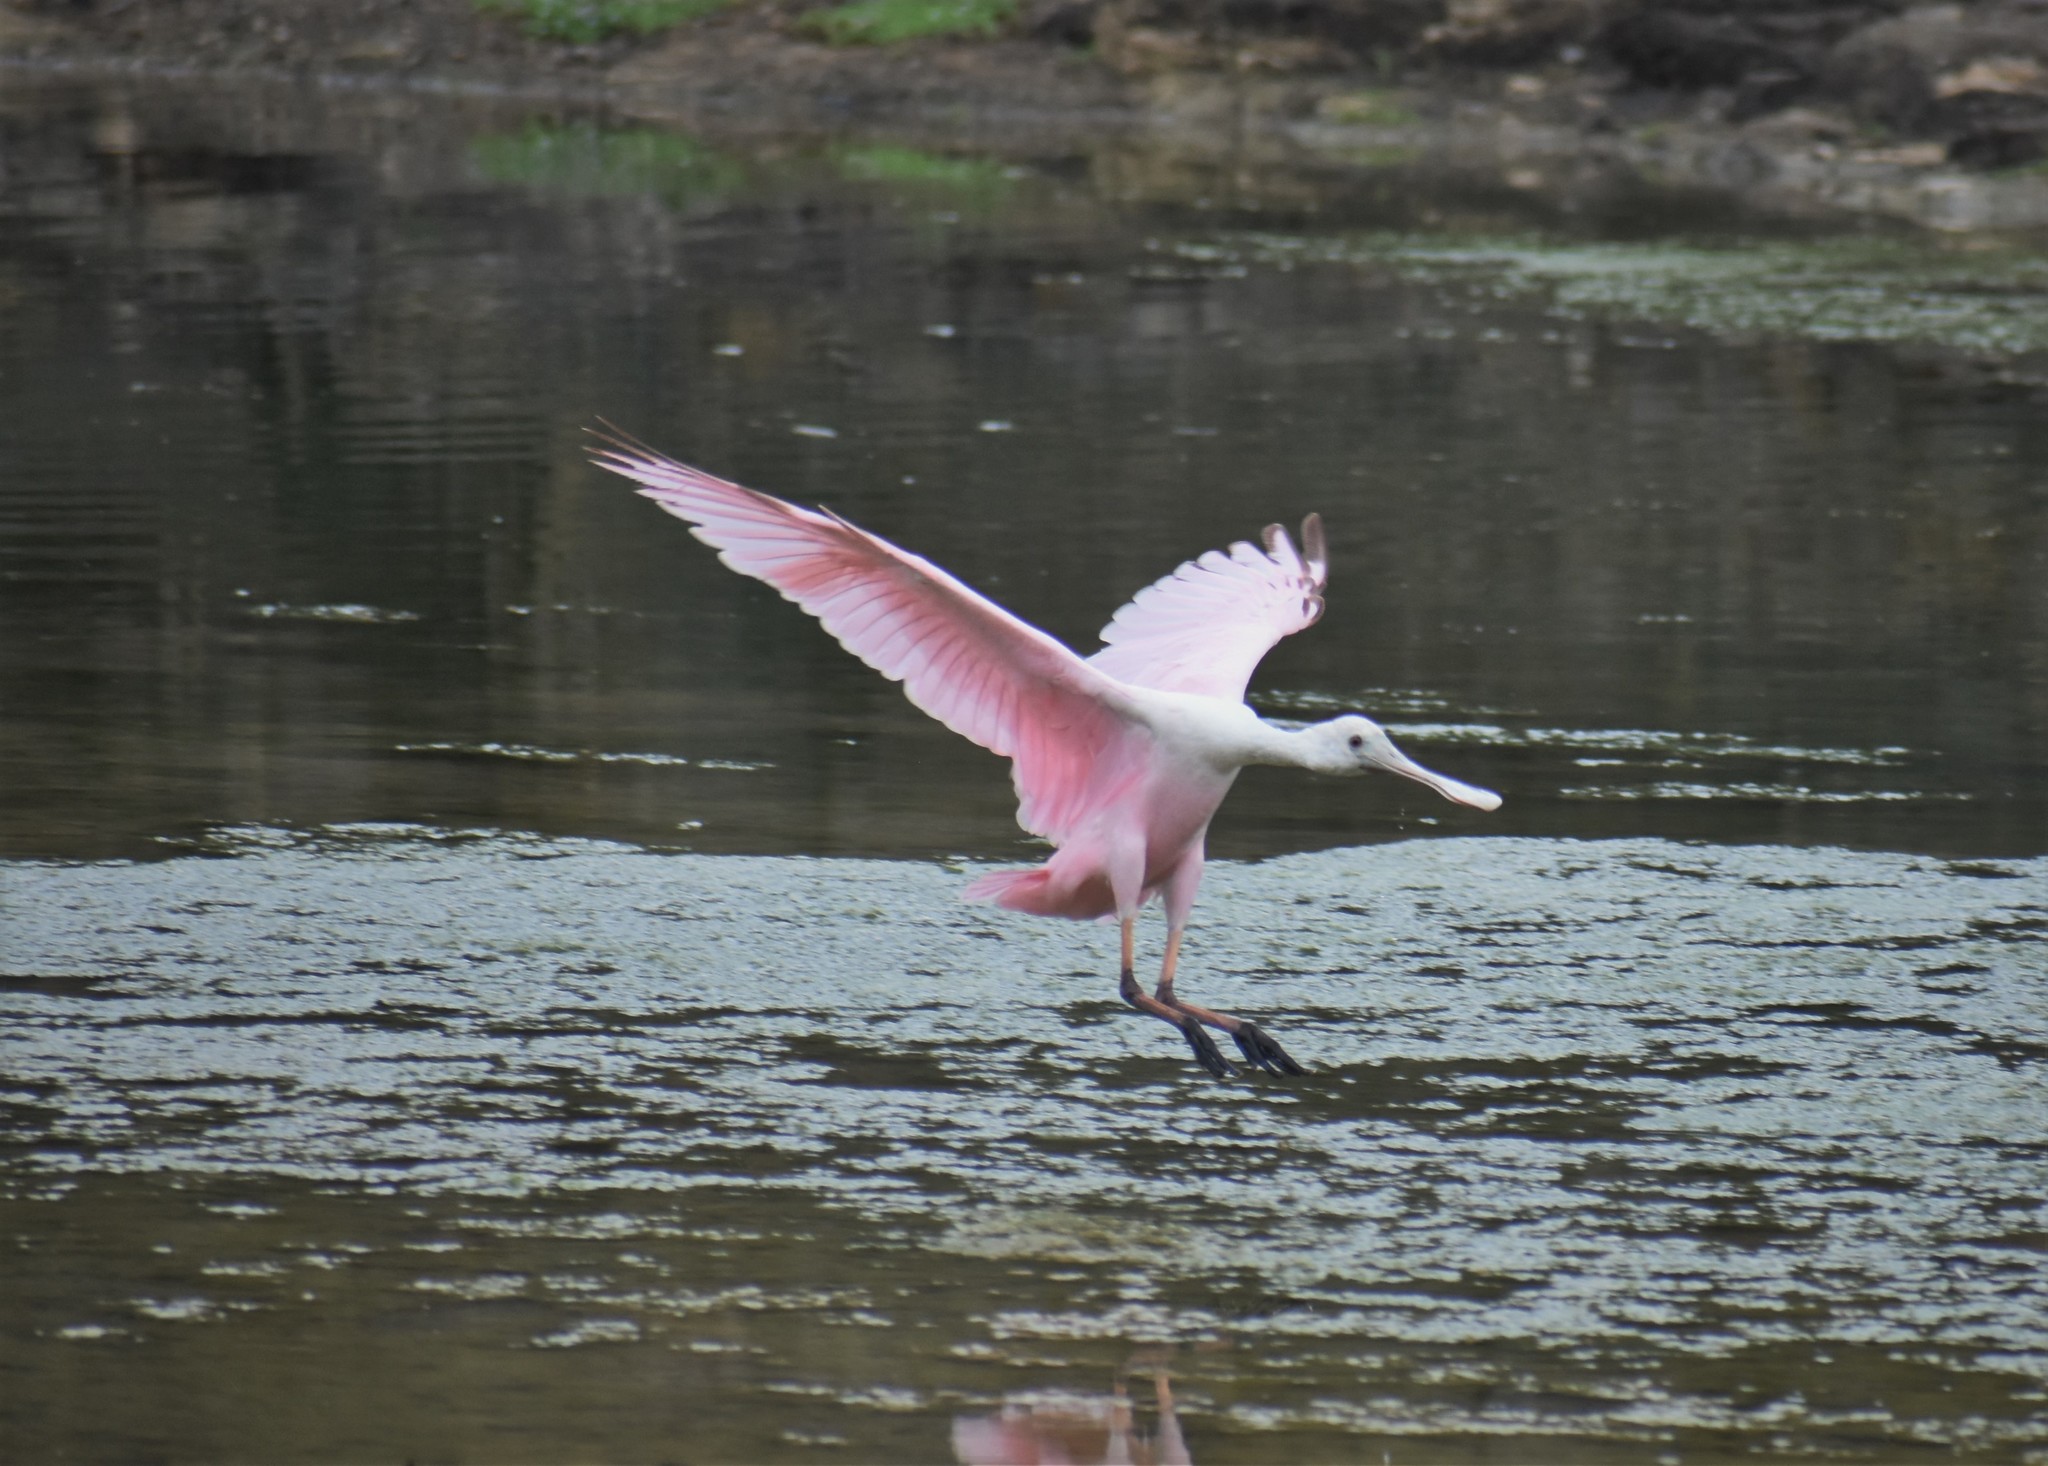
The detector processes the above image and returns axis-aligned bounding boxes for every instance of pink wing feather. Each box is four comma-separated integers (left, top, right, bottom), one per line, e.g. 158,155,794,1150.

1087,516,1328,700
590,437,1141,845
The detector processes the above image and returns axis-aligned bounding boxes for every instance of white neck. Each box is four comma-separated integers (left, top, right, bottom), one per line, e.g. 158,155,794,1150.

1240,718,1337,772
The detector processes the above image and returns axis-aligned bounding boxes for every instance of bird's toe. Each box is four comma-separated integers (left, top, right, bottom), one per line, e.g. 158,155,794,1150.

1180,1019,1236,1079
1232,1021,1306,1076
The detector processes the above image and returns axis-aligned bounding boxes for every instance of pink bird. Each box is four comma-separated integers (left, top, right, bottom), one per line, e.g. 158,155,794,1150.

592,430,1502,1078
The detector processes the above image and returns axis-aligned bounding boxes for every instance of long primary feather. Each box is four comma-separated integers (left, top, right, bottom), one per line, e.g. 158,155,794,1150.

589,435,1143,845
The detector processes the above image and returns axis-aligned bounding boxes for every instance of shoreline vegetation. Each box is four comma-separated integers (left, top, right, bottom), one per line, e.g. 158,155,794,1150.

4,0,2048,231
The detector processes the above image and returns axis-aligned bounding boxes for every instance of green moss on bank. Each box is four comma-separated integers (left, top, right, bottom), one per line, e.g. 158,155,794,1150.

475,0,729,43
796,0,1014,46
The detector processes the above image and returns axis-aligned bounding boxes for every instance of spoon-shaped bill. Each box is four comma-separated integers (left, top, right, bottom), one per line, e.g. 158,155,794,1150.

1370,735,1503,811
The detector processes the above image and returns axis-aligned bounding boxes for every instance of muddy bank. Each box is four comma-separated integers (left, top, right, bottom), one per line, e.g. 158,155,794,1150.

7,0,2048,231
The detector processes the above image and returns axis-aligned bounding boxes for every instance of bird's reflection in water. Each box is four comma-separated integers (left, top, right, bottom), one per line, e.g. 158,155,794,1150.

952,1367,1190,1466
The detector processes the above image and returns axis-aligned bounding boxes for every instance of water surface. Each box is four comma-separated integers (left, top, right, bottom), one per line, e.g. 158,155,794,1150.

5,76,2045,862
6,827,2048,1461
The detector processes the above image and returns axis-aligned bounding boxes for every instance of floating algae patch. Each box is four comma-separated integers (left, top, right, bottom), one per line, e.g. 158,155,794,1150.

472,125,1021,216
471,123,747,207
1230,232,2048,355
833,145,1017,204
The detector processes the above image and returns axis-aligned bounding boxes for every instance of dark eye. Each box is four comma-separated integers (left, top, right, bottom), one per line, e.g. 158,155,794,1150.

1347,734,1364,750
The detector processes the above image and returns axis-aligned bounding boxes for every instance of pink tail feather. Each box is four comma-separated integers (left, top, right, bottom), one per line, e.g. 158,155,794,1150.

961,863,1116,920
961,866,1053,911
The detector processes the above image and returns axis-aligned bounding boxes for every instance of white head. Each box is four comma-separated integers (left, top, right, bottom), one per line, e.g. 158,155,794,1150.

1303,715,1503,811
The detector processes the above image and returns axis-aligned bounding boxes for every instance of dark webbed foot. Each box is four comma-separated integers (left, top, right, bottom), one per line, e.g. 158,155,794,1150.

1153,978,1310,1078
1231,1021,1306,1076
1180,1017,1236,1079
1123,965,1237,1079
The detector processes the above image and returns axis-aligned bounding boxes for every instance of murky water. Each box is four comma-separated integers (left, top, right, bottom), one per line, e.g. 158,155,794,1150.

2,73,2046,1462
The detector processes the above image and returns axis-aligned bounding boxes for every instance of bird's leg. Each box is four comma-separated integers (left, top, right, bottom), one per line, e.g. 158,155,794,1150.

1147,843,1306,1076
1152,928,1306,1076
1152,1369,1190,1466
1118,918,1233,1078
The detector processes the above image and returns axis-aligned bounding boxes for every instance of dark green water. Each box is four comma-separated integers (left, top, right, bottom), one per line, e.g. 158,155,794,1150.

2,72,2045,1462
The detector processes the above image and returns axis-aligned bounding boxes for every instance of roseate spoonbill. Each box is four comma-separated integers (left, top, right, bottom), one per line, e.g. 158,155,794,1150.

591,429,1502,1078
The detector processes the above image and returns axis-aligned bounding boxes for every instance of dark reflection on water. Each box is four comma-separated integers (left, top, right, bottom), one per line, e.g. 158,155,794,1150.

3,72,2048,1464
953,1366,1190,1465
2,76,2045,863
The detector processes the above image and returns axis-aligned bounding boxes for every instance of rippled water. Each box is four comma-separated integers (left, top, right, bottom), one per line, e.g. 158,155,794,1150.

2,71,2046,1462
5,827,2047,1459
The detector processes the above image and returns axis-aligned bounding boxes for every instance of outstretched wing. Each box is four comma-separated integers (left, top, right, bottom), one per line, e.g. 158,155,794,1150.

1087,516,1328,701
591,433,1141,844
